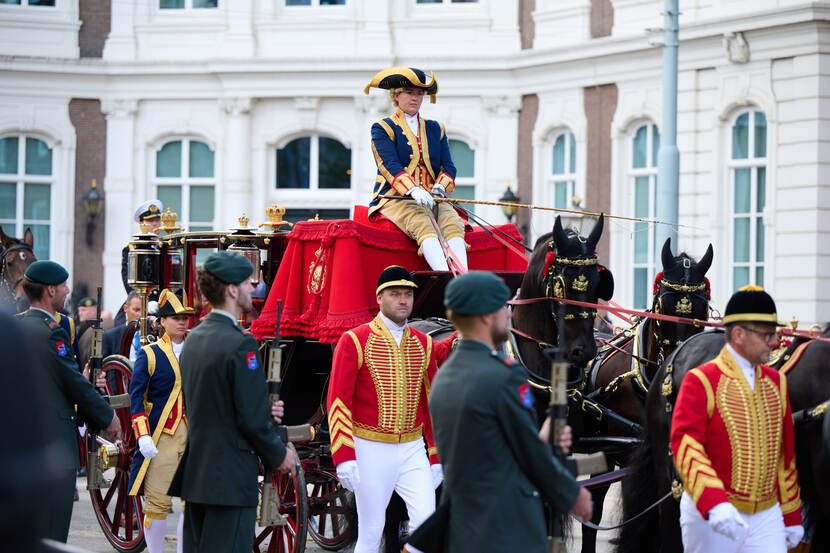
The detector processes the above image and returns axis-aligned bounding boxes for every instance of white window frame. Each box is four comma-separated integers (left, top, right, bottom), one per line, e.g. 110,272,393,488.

728,110,767,292
1,0,56,6
158,0,219,9
152,138,217,231
284,0,347,6
448,137,476,203
629,123,659,309
0,133,53,260
548,130,577,210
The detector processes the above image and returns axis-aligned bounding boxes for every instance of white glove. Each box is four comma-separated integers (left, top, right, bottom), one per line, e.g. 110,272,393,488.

431,184,446,197
408,187,434,209
431,464,444,489
785,525,804,549
137,435,158,460
147,301,159,315
708,502,747,541
336,460,359,492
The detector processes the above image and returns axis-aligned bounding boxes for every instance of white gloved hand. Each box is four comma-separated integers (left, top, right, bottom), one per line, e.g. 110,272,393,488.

138,435,158,460
336,460,360,492
431,184,446,197
408,187,434,209
431,464,444,489
785,525,804,549
708,502,747,541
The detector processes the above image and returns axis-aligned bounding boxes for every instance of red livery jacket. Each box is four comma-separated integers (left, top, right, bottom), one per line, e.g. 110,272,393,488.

327,315,439,466
670,347,801,526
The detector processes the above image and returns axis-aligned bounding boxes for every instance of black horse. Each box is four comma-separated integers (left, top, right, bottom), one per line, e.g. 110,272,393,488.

618,328,830,553
0,227,36,313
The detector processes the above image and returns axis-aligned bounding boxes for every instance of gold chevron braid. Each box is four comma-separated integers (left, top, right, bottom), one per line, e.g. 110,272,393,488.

330,434,355,455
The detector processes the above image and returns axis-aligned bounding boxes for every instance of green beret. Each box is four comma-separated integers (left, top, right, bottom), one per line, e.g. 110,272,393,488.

24,260,69,286
376,265,418,295
78,297,97,308
723,285,778,325
444,271,510,315
204,251,253,284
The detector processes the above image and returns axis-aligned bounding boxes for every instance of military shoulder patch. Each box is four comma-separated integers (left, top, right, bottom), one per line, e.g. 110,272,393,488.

517,383,533,408
48,321,58,329
56,340,67,357
246,351,258,371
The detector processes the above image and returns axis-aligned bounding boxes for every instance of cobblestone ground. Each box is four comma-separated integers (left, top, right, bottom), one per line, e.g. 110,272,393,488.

68,477,618,553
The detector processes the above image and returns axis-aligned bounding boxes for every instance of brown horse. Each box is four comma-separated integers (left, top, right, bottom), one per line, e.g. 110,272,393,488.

0,227,36,312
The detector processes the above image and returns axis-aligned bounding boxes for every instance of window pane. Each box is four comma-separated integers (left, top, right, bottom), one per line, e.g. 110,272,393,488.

733,168,750,214
189,141,214,178
732,113,749,159
157,185,182,218
569,133,576,173
318,137,351,189
160,0,184,8
651,125,660,168
634,222,648,264
193,0,217,6
755,266,764,287
29,0,56,4
0,182,15,219
0,1,22,5
286,0,311,4
190,185,214,222
634,268,648,310
754,112,767,158
27,224,49,261
733,218,749,262
25,138,51,175
453,184,475,213
190,225,212,232
552,135,565,175
733,267,749,292
23,183,49,220
283,208,350,224
756,218,764,262
0,137,18,174
554,181,567,209
632,126,647,169
320,0,346,4
449,139,474,178
276,138,310,189
634,176,649,218
157,141,182,178
756,167,766,212
417,0,443,3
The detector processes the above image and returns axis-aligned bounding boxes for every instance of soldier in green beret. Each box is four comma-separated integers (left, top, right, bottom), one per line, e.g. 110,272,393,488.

407,271,592,553
19,260,122,543
76,296,98,322
168,251,297,553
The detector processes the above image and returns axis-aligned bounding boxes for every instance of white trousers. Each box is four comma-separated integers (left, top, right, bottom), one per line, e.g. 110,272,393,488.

680,493,787,553
353,436,435,553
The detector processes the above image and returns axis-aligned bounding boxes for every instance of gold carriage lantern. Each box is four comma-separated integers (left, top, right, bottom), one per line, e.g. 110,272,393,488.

127,223,161,345
158,209,185,291
226,213,262,285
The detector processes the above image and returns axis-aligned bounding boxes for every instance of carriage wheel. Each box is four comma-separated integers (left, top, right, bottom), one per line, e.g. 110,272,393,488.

88,355,146,553
253,467,309,553
304,464,355,550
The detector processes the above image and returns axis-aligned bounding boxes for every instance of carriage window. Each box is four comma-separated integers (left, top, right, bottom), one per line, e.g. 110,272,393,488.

276,135,351,190
448,139,476,212
630,124,660,309
730,111,766,290
0,135,52,260
154,139,216,231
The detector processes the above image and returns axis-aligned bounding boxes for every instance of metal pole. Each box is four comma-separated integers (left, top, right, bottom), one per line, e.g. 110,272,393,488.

655,0,679,261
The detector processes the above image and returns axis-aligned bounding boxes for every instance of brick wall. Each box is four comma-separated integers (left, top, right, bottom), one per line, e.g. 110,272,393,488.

69,99,106,300
590,0,613,39
78,0,110,58
517,94,539,238
519,0,535,50
583,84,617,260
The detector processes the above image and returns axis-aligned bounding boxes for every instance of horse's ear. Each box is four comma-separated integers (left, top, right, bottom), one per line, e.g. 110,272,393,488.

552,216,567,249
586,213,604,252
597,265,614,301
661,238,675,272
697,244,714,276
0,225,8,246
23,227,34,248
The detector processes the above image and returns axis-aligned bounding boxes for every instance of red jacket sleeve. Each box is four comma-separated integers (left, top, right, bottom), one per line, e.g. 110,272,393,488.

420,336,440,464
776,373,802,527
670,368,729,519
327,331,359,465
432,331,457,367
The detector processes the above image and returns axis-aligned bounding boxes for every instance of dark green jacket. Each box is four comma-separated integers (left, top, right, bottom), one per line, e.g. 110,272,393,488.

417,339,580,553
169,311,287,506
21,308,114,470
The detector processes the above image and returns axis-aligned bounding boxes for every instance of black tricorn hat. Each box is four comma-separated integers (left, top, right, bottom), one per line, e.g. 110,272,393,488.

723,285,778,325
157,289,195,318
364,66,438,104
376,265,418,296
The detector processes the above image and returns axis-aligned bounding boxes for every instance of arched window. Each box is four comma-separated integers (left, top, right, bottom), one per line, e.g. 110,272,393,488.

276,135,350,190
629,123,660,309
154,139,216,231
0,135,52,260
548,131,576,209
448,139,475,211
729,110,766,291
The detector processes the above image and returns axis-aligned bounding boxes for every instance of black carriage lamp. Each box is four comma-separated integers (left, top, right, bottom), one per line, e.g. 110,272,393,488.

127,223,161,346
498,184,519,223
84,179,102,246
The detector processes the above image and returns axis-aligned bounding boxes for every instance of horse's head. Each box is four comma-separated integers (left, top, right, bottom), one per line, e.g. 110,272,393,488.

543,214,615,366
0,227,36,311
652,237,713,352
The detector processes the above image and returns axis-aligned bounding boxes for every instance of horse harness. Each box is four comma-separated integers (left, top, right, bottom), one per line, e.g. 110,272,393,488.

544,240,598,322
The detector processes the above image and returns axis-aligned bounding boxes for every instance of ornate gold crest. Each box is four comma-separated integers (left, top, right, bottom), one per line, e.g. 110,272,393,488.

307,246,327,294
675,296,692,315
571,274,589,292
552,278,565,299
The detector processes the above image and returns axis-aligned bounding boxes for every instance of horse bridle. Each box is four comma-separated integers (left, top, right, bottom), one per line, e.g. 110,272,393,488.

544,243,599,322
0,242,34,299
652,258,709,354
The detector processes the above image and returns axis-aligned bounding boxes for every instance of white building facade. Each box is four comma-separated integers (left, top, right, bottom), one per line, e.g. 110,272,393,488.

1,0,828,325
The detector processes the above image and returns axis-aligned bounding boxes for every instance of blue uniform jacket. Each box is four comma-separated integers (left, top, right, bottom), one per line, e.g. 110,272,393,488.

369,109,456,216
128,334,184,494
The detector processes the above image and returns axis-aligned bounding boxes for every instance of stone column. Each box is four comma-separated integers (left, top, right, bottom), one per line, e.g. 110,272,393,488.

483,96,522,225
220,98,253,228
102,0,135,60
225,0,255,57
100,99,137,312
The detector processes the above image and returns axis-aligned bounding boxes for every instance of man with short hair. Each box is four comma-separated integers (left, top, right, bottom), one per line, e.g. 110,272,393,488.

168,251,297,553
671,285,803,553
327,265,441,553
19,260,122,543
407,271,591,553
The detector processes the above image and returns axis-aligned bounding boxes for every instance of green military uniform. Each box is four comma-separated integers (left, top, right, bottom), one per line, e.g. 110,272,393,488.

168,252,287,553
22,307,114,542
